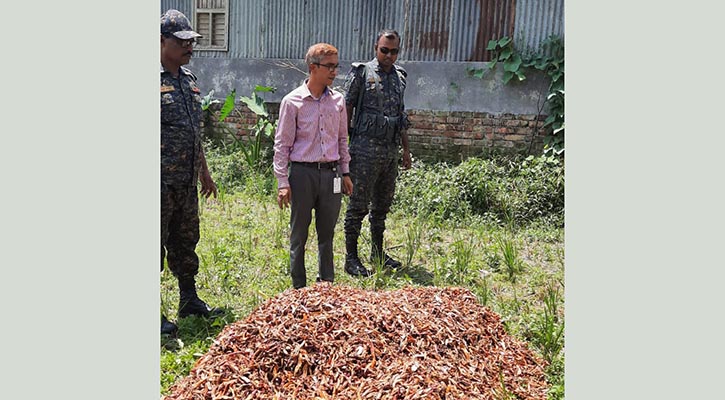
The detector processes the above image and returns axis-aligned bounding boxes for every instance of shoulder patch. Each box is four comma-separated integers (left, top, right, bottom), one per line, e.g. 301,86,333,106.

160,85,175,93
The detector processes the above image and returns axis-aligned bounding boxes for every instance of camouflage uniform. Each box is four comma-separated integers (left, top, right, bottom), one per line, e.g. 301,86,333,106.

343,58,410,267
160,9,220,330
160,64,204,282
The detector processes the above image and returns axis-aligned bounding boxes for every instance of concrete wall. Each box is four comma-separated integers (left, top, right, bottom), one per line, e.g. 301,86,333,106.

191,58,552,161
188,58,549,114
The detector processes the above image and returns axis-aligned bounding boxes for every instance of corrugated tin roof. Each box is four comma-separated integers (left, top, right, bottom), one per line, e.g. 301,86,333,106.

161,0,563,61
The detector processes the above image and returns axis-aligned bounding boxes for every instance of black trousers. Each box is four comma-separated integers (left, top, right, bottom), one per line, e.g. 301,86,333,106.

288,163,342,288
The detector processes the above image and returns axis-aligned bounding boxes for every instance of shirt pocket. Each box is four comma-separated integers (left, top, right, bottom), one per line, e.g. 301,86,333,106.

327,104,342,133
161,93,181,125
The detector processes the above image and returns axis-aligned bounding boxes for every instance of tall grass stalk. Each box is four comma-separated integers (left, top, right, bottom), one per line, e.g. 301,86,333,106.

449,235,475,285
533,280,564,363
493,371,516,400
474,274,490,306
497,236,521,282
403,218,425,268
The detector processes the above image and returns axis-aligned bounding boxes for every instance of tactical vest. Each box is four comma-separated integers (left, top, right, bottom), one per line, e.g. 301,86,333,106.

350,61,406,143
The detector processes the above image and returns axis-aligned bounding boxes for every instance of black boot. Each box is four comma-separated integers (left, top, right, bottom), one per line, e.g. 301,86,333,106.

178,277,223,318
345,256,372,277
161,314,178,335
344,233,371,277
371,229,402,269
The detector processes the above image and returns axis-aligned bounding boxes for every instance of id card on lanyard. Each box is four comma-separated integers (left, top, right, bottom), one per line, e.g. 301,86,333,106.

332,166,341,194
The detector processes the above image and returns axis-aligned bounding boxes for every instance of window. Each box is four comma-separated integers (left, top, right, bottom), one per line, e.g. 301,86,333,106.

194,0,228,51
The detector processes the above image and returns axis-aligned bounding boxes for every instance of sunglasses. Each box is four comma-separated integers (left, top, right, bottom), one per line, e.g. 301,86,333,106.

379,47,400,55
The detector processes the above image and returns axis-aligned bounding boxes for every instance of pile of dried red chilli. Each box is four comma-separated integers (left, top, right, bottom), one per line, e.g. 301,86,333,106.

164,285,548,399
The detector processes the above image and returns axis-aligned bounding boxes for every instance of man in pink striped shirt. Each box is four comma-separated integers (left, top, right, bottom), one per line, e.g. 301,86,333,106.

273,43,353,289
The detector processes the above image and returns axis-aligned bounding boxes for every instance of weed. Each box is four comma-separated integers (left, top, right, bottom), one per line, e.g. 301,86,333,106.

394,155,564,228
473,273,491,306
497,236,522,282
403,217,425,268
493,370,516,400
450,235,475,285
532,280,565,363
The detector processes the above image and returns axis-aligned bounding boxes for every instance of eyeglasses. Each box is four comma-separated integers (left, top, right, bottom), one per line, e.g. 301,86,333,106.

313,63,340,72
379,47,400,55
167,36,197,48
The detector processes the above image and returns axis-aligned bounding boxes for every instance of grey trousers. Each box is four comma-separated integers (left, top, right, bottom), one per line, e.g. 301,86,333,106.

288,163,342,288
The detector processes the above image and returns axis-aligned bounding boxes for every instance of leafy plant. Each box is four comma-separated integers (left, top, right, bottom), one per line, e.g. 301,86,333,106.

466,37,525,84
201,89,221,111
488,36,526,84
204,86,278,173
528,37,564,155
467,35,565,155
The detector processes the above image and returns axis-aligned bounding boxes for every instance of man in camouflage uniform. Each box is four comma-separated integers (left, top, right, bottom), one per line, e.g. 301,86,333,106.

343,29,412,277
160,9,221,335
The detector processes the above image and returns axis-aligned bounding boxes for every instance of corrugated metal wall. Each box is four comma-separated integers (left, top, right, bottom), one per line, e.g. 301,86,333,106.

160,0,192,20
514,0,564,56
160,0,563,61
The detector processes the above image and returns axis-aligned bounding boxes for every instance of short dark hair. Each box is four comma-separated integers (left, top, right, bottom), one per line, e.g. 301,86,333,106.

376,29,401,44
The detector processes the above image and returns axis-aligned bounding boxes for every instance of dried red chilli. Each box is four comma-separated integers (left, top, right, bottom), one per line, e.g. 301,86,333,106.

164,285,548,400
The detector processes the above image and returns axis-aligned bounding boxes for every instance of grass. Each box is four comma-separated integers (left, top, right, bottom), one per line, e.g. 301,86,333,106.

160,154,565,399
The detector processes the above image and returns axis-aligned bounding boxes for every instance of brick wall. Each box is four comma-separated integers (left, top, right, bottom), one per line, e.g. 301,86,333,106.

407,110,548,162
203,103,547,162
201,103,281,145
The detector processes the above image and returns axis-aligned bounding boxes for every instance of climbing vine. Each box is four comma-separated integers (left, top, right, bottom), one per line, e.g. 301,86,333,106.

468,35,564,155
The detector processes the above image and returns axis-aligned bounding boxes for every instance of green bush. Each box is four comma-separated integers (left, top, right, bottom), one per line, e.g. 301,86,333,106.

205,149,564,227
392,162,473,221
394,155,564,227
204,142,276,196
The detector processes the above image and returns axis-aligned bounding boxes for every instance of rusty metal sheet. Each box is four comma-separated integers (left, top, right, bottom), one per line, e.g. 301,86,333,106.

161,0,563,61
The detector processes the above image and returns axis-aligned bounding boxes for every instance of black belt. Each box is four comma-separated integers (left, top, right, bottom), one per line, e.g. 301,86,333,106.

292,161,338,169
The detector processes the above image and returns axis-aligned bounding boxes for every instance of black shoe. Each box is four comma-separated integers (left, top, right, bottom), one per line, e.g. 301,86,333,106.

383,254,402,269
161,315,178,335
372,253,402,269
344,257,372,277
178,296,224,318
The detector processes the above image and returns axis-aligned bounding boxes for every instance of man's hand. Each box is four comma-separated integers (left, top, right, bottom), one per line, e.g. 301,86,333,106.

402,148,412,170
277,187,291,209
342,176,353,196
199,170,218,199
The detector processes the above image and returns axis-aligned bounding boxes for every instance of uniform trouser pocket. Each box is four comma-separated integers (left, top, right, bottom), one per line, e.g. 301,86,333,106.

161,185,200,278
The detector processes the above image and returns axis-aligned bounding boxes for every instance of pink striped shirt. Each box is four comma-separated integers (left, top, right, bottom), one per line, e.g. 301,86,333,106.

273,82,350,188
